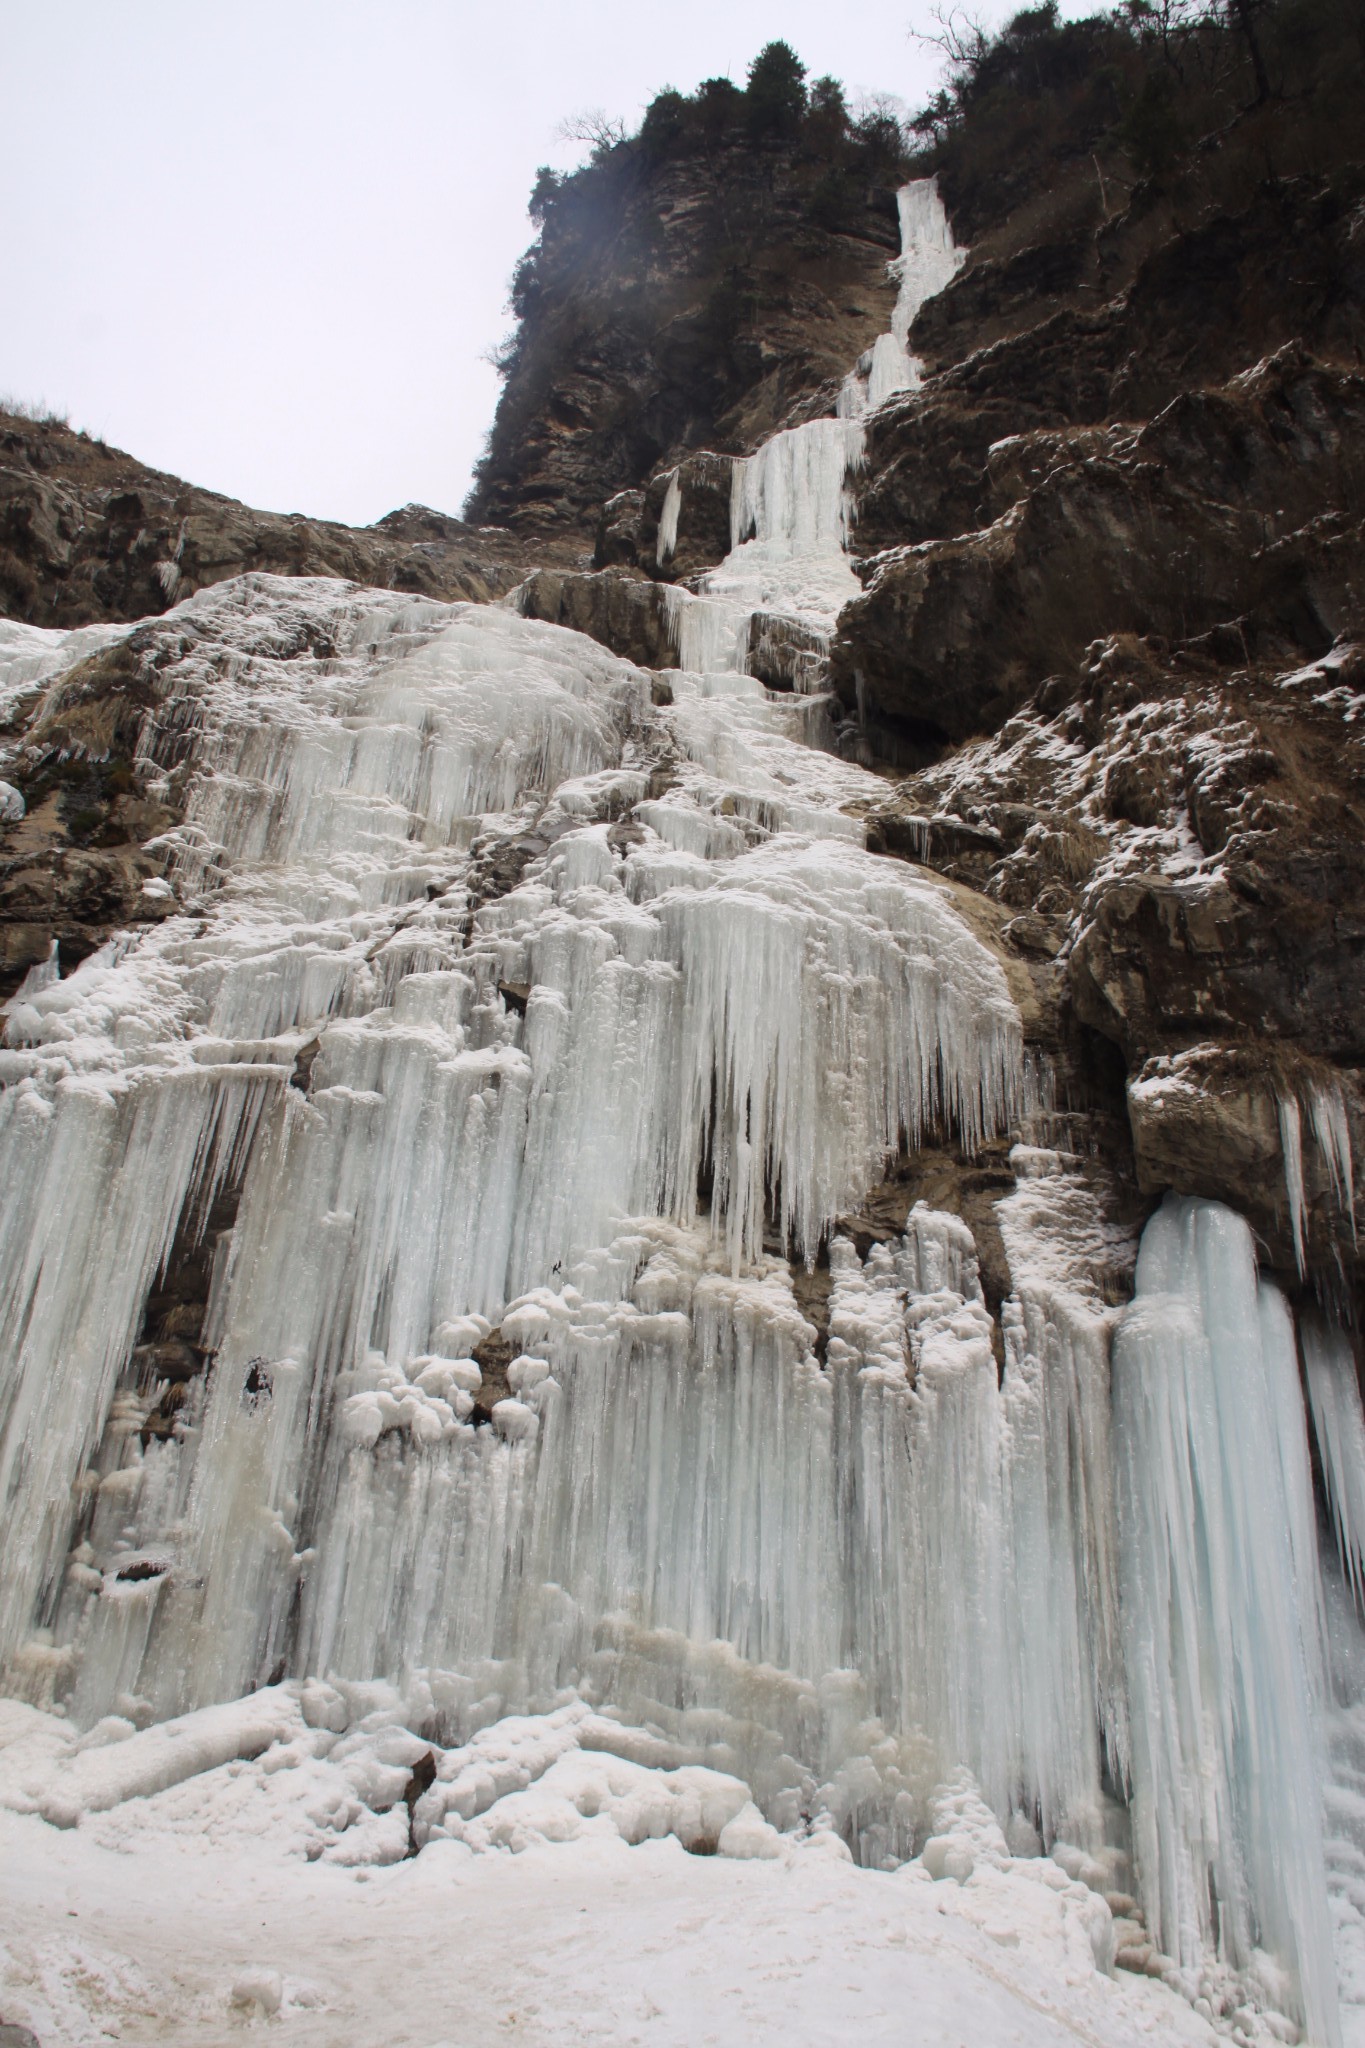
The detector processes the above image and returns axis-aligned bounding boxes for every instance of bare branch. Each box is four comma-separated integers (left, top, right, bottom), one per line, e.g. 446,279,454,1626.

553,108,628,152
910,5,991,72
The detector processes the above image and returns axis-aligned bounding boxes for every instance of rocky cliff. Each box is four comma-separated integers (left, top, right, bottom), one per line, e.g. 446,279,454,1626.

463,67,914,542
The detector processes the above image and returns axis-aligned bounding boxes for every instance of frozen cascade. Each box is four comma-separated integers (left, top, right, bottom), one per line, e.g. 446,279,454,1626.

1113,1195,1339,2048
4,195,1365,2048
839,178,966,418
663,178,962,679
0,574,1022,1732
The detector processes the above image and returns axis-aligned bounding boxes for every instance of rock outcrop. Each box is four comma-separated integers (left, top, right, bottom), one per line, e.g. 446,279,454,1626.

0,407,563,631
833,348,1363,747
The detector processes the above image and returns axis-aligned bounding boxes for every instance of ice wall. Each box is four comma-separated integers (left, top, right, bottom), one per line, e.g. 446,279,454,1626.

0,577,1022,1731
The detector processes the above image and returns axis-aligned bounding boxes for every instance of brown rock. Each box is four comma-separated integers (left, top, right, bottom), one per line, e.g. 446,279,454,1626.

515,567,676,668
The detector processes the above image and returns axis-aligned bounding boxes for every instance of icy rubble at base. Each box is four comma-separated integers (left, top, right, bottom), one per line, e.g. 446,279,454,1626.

0,1737,1233,2048
0,1672,1321,2048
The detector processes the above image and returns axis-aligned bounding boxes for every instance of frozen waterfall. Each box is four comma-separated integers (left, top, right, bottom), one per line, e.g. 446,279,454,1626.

4,174,1365,2048
663,177,964,678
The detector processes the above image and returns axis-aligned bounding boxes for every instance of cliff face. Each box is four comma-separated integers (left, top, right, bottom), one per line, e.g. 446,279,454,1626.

463,130,908,540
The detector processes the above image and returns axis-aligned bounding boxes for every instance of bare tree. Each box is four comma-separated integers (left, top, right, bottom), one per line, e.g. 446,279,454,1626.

554,108,627,153
910,5,992,77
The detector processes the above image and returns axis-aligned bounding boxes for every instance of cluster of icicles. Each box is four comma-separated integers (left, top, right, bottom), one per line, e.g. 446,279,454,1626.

0,180,1362,2048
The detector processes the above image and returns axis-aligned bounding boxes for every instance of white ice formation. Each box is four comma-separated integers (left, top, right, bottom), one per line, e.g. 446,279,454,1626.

838,179,966,417
662,178,963,680
2,176,1365,2048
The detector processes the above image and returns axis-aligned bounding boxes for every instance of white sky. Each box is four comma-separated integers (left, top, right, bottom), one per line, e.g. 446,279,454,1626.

2,0,1027,527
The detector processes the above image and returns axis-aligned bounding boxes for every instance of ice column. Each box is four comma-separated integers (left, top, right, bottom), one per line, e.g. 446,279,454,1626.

1305,1317,1365,1611
1113,1195,1338,2048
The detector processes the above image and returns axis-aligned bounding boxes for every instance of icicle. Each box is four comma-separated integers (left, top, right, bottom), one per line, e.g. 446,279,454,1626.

1280,1090,1309,1275
1311,1080,1356,1243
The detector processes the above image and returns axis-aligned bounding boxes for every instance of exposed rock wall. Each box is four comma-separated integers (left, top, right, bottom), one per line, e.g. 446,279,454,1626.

0,408,561,630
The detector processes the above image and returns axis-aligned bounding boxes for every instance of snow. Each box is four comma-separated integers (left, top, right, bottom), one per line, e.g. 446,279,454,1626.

0,1687,1226,2048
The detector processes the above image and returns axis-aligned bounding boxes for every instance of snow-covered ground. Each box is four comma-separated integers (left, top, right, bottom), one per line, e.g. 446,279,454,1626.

0,1687,1220,2048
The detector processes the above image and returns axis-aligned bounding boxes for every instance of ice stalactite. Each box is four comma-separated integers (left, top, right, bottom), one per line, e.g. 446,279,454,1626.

656,469,682,566
1281,1089,1310,1275
1312,1082,1356,1237
1113,1195,1339,2048
1276,1078,1356,1280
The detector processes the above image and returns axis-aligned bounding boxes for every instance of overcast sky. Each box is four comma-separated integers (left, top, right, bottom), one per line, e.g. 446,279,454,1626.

4,1,1032,527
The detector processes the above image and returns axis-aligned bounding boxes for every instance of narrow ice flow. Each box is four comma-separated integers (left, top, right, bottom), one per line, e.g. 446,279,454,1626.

663,178,962,676
1113,1196,1339,2048
839,178,965,418
1306,1318,1365,1611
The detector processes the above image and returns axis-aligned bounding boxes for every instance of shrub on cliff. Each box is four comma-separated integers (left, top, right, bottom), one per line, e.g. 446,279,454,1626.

909,0,1365,238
